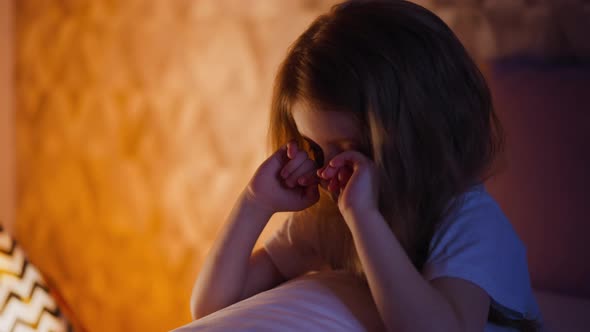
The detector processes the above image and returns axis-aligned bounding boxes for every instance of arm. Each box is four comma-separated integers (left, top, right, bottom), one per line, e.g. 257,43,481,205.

191,141,320,319
320,151,489,332
346,209,489,332
190,193,280,319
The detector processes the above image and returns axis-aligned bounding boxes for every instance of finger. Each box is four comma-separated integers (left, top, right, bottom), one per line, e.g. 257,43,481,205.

316,165,327,177
328,150,368,169
281,151,310,180
319,164,340,180
337,166,353,187
271,144,289,166
297,169,320,186
328,177,339,192
287,140,299,159
286,159,317,188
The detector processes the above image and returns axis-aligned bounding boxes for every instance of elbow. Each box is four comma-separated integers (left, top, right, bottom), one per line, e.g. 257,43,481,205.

190,309,204,321
190,301,210,321
190,306,198,321
190,283,215,320
189,296,200,320
189,281,246,320
190,294,210,320
190,294,228,320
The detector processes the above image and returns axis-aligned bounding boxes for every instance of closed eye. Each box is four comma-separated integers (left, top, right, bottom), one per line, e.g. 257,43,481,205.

303,138,324,168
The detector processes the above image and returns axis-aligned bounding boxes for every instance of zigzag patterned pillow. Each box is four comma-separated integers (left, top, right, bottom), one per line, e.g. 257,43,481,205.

0,226,72,332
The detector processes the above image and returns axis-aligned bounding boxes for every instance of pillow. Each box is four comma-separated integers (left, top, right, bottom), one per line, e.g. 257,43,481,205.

171,271,384,332
0,226,73,332
173,270,538,332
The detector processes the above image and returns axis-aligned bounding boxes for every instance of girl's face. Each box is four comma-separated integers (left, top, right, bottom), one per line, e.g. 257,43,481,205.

292,103,363,199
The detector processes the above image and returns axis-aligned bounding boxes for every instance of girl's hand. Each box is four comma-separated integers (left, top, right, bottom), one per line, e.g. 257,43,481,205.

244,140,320,215
317,150,379,218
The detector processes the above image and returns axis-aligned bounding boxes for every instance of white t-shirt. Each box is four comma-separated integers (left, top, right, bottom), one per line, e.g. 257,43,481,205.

264,184,542,331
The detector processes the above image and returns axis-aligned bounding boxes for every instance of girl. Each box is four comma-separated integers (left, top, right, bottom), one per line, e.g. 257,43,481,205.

190,1,541,331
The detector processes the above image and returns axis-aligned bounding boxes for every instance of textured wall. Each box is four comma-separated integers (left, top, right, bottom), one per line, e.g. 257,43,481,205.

0,0,15,235
416,0,590,58
15,1,337,331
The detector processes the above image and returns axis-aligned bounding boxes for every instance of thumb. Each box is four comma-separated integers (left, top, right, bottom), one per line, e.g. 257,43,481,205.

269,144,289,166
287,139,299,159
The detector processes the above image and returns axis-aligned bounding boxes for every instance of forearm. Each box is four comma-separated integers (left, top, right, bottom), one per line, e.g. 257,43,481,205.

190,192,272,319
345,209,460,332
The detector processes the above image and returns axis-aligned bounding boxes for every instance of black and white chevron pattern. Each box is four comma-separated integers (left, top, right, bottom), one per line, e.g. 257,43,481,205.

0,226,71,332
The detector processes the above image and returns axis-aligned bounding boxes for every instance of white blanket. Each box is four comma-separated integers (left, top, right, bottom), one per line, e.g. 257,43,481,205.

172,271,384,332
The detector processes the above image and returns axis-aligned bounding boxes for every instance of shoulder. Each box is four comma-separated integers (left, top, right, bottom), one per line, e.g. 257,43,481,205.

423,184,540,321
429,184,524,257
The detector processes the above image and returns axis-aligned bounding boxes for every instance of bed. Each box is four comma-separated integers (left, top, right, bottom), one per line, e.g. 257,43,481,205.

172,269,590,332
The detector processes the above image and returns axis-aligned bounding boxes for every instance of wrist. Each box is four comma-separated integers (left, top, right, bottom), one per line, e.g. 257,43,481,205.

239,188,275,220
341,205,381,224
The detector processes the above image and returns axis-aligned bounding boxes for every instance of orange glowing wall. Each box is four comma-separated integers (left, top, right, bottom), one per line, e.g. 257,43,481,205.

0,0,15,235
13,1,338,331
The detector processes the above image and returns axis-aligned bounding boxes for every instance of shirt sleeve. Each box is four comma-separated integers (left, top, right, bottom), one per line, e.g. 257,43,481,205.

422,188,539,320
263,213,325,280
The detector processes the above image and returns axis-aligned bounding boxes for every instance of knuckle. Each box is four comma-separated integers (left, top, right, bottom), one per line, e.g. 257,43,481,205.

296,151,308,159
285,160,296,170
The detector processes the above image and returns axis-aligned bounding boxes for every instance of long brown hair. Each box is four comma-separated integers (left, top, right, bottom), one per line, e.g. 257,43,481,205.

268,1,537,331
